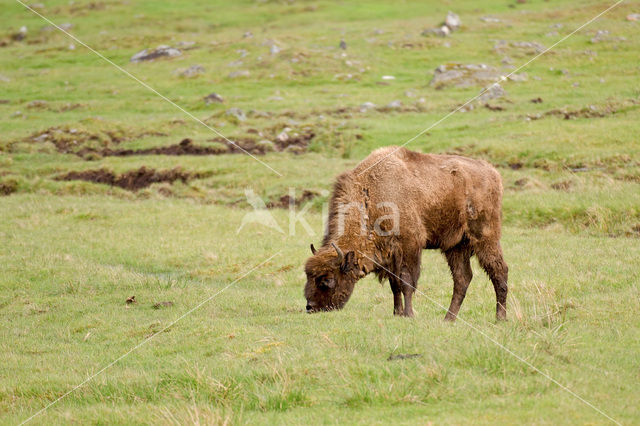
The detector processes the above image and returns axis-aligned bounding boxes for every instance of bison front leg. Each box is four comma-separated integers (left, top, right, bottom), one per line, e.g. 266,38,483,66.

444,244,473,322
389,277,404,315
477,242,509,321
400,271,416,317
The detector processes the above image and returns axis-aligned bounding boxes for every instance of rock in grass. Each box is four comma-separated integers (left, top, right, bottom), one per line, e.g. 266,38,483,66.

204,92,224,104
228,70,250,78
11,26,28,41
359,102,376,112
225,107,246,122
130,45,182,62
478,83,505,102
445,11,461,30
626,13,640,21
176,64,205,78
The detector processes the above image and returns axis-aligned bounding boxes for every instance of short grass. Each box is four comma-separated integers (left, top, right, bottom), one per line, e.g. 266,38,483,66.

1,0,639,424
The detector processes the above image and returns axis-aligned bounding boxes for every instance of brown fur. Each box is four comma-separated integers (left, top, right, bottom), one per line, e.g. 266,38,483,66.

304,146,508,320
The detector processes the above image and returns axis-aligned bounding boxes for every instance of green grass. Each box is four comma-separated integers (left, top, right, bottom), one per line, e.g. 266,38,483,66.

1,0,639,424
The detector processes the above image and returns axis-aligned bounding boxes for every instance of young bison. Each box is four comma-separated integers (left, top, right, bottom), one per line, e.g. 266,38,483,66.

304,146,508,321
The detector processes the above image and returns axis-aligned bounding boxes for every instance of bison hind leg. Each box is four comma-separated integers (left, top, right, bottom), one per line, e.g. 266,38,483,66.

444,242,473,321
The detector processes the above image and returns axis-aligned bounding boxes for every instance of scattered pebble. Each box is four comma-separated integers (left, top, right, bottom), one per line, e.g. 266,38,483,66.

627,13,640,21
204,92,224,104
386,100,402,109
228,70,250,78
176,64,205,78
381,75,395,80
226,108,246,122
130,45,182,62
480,16,501,23
445,11,461,30
478,83,505,102
339,39,347,50
359,102,376,112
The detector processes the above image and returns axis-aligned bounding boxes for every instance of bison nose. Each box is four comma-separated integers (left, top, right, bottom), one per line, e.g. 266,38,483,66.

306,304,313,313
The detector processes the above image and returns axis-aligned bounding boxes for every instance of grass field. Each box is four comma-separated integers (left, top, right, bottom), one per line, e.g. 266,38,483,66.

1,0,639,424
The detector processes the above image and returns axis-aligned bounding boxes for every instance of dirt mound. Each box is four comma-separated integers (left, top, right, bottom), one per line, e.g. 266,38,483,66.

79,138,229,158
0,178,18,196
527,98,640,121
266,190,318,208
55,166,199,191
21,125,166,155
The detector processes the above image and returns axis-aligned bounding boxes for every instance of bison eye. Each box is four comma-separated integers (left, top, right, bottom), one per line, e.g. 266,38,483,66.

317,276,335,289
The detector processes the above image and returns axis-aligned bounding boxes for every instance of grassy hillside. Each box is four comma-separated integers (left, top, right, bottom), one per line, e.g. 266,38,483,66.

1,0,639,424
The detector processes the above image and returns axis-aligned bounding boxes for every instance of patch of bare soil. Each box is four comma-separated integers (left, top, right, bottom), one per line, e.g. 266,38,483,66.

55,166,202,191
266,190,318,209
26,100,85,112
19,125,166,155
0,178,18,196
78,138,229,158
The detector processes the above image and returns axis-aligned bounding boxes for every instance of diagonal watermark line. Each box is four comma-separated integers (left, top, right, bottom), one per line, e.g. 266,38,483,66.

359,252,622,425
357,0,626,177
19,251,281,425
15,0,283,177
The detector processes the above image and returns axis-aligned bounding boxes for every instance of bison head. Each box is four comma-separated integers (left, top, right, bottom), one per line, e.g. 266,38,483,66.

304,242,363,313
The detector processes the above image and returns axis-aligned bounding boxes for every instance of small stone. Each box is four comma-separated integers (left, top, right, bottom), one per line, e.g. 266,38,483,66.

591,30,608,43
404,90,416,98
177,64,205,78
445,11,461,31
12,26,28,41
627,13,640,21
243,31,253,38
387,100,402,109
339,39,347,50
359,102,376,112
381,75,396,80
228,70,250,78
480,16,501,23
204,93,224,104
507,73,528,82
175,41,195,49
276,128,291,142
478,83,505,102
270,44,281,55
436,25,451,37
130,45,182,62
225,108,246,122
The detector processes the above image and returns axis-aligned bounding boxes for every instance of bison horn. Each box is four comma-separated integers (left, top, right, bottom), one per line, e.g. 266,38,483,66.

310,244,317,255
331,242,344,263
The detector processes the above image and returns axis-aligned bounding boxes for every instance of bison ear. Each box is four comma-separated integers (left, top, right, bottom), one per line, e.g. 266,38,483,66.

340,251,357,273
310,244,317,255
